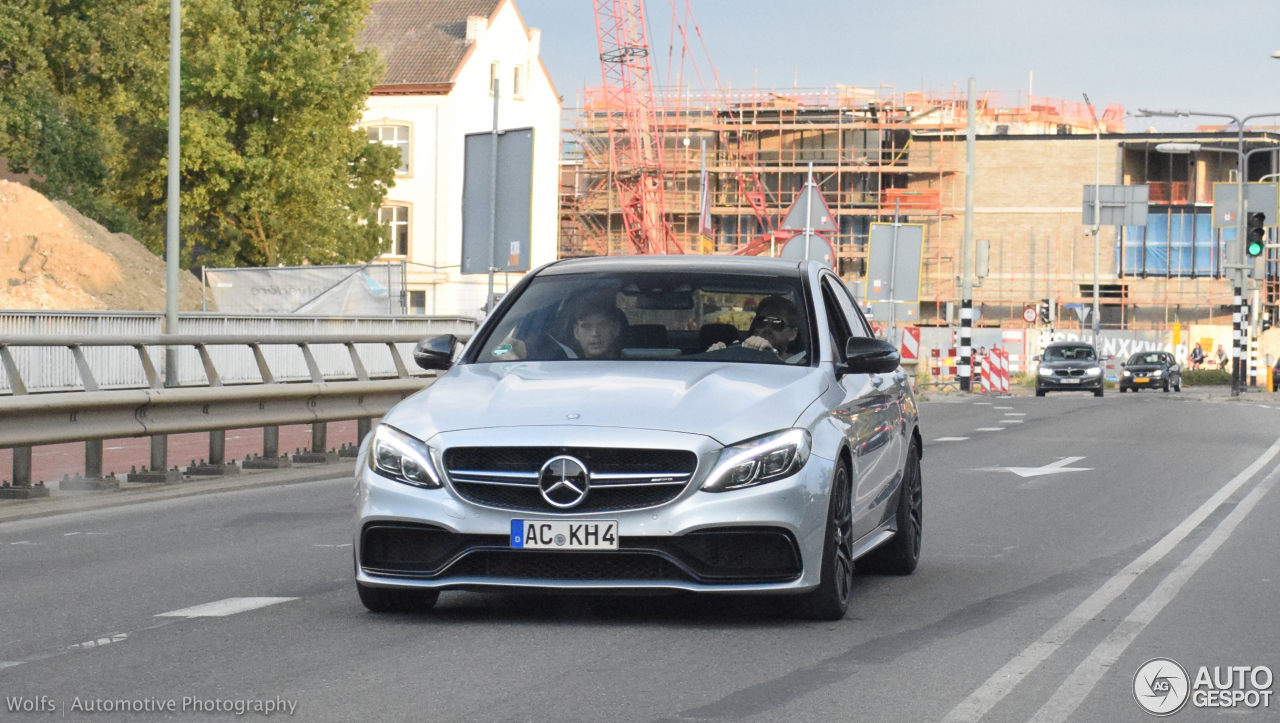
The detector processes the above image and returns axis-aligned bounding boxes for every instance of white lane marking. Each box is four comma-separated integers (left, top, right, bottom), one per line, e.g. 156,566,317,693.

999,420,1024,424
69,633,127,650
0,662,22,670
156,597,297,618
993,406,1014,410
974,427,1004,432
64,532,81,536
1004,412,1026,416
934,437,970,442
1029,461,1280,723
940,434,1280,723
1000,457,1091,478
313,543,352,548
973,402,993,405
9,541,35,546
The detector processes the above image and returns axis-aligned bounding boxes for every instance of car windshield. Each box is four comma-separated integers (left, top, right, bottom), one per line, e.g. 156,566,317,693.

472,271,813,365
1128,353,1164,365
1044,345,1095,361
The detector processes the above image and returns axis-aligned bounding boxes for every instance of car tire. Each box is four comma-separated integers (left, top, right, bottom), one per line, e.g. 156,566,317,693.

1094,386,1104,398
798,458,856,621
1175,380,1182,392
1120,385,1127,393
1035,388,1046,397
1162,380,1170,393
856,438,922,577
357,582,439,613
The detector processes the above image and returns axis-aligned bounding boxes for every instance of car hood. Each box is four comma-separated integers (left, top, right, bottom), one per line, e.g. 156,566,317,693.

1125,364,1167,373
383,361,830,446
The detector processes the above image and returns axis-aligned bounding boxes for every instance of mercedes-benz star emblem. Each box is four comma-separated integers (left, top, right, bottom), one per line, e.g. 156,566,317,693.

538,455,590,509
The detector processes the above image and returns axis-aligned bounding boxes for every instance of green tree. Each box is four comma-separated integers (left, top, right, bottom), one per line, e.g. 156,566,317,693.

115,0,398,267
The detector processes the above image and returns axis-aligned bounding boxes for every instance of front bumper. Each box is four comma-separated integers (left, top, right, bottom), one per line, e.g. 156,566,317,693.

353,426,835,594
1037,375,1103,390
1120,374,1165,388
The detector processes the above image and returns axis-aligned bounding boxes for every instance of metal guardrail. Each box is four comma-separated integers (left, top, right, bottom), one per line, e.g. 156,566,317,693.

0,332,462,490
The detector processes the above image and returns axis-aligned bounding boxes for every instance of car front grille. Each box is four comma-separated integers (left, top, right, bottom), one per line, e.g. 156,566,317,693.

359,523,802,584
443,447,699,514
1053,369,1086,377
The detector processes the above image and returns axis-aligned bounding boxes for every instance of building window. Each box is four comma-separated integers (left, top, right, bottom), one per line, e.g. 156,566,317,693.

367,125,410,174
379,205,409,256
490,62,499,94
408,290,426,315
1122,210,1217,278
512,65,523,98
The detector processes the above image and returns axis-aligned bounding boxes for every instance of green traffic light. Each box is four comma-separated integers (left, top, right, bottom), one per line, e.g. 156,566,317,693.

1247,237,1265,257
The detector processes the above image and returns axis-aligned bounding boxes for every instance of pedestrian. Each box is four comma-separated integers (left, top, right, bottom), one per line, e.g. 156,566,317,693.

1216,344,1228,371
1189,342,1205,370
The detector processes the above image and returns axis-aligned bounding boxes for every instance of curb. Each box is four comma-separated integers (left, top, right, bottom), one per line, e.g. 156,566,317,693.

0,461,358,525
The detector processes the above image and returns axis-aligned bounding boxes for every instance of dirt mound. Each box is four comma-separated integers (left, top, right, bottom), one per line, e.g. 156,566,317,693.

0,180,207,311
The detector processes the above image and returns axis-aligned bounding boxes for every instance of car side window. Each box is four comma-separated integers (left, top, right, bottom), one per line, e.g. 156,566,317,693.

820,281,852,361
821,275,869,340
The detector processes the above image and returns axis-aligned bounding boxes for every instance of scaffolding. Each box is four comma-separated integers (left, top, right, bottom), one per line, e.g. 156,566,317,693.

560,86,1126,281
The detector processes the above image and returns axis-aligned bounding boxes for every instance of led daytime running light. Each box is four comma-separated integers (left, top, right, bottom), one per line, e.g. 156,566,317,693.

702,428,811,493
369,425,441,488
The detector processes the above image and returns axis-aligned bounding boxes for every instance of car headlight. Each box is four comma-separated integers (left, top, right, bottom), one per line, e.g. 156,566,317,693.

1122,370,1132,377
1038,367,1054,377
1085,366,1102,376
1152,369,1163,377
702,428,811,492
368,425,441,488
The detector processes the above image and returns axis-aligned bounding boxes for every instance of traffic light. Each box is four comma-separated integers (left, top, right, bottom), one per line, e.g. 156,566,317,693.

1038,299,1051,324
1246,212,1266,258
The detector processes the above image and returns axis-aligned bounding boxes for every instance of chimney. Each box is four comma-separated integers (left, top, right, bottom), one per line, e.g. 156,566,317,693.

527,28,541,59
465,16,487,43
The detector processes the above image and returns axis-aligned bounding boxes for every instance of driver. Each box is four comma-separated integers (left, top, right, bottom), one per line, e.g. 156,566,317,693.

570,297,628,360
707,295,800,360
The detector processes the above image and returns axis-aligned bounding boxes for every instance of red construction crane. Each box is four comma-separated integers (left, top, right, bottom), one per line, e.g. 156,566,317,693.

593,0,683,254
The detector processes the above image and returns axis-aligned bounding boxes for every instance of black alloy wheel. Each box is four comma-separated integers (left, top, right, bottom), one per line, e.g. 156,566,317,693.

799,459,855,620
357,582,440,613
857,438,923,576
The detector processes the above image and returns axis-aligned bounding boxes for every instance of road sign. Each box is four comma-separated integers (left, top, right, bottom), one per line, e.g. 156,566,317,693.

1023,306,1037,324
1082,185,1149,227
866,222,924,327
779,183,837,232
461,127,534,274
779,232,834,267
1172,322,1181,346
1212,182,1279,228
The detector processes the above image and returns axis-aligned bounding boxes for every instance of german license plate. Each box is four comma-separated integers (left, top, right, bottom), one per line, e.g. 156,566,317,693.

511,520,618,550
1061,378,1080,384
1136,377,1149,383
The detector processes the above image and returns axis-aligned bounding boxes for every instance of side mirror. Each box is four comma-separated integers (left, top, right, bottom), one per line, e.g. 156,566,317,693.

1032,355,1041,362
841,337,900,375
1120,363,1126,368
413,334,457,371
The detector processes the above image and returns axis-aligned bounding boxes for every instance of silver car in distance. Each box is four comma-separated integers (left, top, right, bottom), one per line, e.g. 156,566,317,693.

354,256,922,620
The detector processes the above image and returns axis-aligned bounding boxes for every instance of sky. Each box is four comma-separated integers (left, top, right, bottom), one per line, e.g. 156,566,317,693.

517,0,1280,131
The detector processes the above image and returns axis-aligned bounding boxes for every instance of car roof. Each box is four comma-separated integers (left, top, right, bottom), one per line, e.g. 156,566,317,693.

538,255,808,277
1046,342,1095,348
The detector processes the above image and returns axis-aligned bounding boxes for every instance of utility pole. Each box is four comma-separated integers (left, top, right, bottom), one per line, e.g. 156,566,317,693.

1082,93,1101,352
164,0,181,386
960,78,976,392
486,79,500,316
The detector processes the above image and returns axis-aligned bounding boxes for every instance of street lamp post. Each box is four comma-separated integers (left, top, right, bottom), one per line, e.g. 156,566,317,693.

1140,109,1280,396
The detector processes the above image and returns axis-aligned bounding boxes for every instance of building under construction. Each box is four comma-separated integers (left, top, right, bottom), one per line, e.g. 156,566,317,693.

560,85,1280,330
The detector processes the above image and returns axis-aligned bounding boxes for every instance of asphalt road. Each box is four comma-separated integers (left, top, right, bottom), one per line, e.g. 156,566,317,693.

2,391,1278,722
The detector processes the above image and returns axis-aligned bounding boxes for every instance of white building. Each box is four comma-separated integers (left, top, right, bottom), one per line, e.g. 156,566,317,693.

358,0,561,317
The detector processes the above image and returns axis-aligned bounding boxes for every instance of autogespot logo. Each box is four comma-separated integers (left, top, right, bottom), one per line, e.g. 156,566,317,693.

1134,658,1190,716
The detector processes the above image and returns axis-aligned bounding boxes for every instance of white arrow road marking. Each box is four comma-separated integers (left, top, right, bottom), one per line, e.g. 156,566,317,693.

934,437,970,442
1001,457,1090,478
157,597,297,618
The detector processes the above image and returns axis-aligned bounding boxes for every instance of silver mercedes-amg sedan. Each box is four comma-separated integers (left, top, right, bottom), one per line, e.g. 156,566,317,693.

354,256,922,620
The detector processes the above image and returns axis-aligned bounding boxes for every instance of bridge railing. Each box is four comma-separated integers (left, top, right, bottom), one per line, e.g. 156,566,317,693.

0,330,470,493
